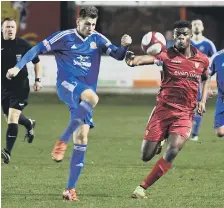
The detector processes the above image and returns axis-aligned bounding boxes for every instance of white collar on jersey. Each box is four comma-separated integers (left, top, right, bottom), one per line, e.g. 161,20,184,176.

191,35,207,44
74,29,96,42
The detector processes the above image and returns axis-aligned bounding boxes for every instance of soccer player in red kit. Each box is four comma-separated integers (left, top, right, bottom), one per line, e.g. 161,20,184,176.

125,20,210,198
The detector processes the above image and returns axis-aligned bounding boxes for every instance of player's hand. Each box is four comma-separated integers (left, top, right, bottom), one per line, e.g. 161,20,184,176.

125,51,135,67
121,34,132,47
6,67,20,80
33,81,42,92
197,101,206,116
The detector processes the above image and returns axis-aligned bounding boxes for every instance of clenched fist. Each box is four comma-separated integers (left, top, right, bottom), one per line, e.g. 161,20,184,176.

121,34,132,47
6,67,20,80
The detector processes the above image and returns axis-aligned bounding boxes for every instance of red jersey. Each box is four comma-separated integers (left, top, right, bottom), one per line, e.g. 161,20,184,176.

155,46,209,111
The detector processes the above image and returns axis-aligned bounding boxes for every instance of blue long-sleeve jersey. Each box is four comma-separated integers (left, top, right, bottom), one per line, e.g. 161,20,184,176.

16,29,127,91
210,49,224,96
191,37,216,57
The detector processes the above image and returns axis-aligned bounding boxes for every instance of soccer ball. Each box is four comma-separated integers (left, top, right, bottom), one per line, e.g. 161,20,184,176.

141,32,166,55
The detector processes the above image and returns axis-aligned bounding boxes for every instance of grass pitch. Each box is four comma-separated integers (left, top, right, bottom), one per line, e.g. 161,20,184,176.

1,94,224,208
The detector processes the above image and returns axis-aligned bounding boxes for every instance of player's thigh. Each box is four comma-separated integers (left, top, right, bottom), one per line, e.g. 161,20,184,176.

57,79,97,107
7,90,29,124
73,124,90,145
169,115,193,140
144,106,170,142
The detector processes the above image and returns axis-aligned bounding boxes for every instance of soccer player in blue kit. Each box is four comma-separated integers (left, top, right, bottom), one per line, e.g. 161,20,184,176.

6,6,132,201
209,49,224,137
190,19,217,141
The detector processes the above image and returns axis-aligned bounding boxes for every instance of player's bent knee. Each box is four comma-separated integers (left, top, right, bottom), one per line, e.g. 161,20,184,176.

164,147,179,163
8,108,21,124
216,127,224,137
141,151,155,162
81,89,99,107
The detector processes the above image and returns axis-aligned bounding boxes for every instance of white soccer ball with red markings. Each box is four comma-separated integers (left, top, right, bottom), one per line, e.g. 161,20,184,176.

141,32,166,55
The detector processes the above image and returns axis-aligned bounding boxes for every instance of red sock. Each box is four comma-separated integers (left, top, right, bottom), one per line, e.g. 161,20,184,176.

140,157,172,189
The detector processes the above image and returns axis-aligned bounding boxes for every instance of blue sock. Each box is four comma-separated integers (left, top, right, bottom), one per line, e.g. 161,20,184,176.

67,144,87,189
192,113,203,137
61,101,93,143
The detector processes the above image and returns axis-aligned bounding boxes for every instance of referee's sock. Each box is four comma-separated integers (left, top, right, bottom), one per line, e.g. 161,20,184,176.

6,123,18,154
19,114,32,130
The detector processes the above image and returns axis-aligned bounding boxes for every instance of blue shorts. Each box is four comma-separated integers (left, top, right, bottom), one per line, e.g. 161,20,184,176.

197,89,201,101
214,96,224,129
57,79,95,128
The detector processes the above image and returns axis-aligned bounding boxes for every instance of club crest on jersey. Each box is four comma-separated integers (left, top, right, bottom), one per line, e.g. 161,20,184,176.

16,54,22,62
194,62,200,68
90,42,97,49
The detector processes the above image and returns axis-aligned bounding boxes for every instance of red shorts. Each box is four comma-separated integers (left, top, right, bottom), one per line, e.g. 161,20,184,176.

144,103,194,141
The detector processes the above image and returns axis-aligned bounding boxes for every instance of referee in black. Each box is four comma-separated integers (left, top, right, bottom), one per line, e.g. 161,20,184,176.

1,18,42,164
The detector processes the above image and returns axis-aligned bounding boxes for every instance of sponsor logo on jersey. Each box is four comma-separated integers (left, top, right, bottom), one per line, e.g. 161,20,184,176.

174,70,200,79
71,44,77,49
73,55,91,69
171,60,182,64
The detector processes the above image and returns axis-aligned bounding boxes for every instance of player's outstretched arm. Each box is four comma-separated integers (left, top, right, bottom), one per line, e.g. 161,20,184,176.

125,51,156,67
6,44,42,79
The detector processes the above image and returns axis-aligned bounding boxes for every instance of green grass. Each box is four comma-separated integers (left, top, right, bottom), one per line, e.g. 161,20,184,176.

1,94,224,208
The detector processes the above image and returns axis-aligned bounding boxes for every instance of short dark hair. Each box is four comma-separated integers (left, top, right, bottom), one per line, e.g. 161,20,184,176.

79,6,98,19
1,17,16,26
173,20,192,30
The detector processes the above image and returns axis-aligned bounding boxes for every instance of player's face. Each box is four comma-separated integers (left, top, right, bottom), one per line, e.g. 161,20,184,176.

173,27,192,49
192,20,204,35
2,20,17,40
77,17,97,37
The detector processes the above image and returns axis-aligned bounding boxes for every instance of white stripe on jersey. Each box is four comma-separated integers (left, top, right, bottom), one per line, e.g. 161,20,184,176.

49,29,75,44
49,31,67,43
93,30,112,48
106,48,112,55
209,49,224,68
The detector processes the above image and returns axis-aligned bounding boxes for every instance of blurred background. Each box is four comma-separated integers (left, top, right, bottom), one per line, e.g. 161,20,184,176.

1,1,224,93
